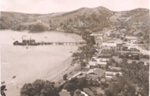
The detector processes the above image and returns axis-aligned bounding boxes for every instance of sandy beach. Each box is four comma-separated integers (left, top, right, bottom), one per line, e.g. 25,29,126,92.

1,30,82,96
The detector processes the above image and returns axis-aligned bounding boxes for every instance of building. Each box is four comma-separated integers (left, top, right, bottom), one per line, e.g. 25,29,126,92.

96,61,107,68
105,71,122,80
124,36,138,44
86,68,105,80
101,42,117,48
90,33,104,46
97,58,109,62
88,56,109,68
89,61,97,68
100,46,115,54
108,66,122,71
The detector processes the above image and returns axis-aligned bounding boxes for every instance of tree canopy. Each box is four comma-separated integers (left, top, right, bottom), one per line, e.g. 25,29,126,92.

20,79,59,96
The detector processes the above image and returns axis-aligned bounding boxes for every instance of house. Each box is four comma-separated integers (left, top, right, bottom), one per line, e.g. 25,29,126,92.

90,33,104,46
88,58,97,68
128,53,140,60
89,61,97,68
59,89,71,96
97,53,112,58
97,58,109,62
108,66,122,71
90,33,103,38
86,68,105,80
101,42,117,48
89,57,109,68
124,36,138,44
96,61,107,68
100,46,115,54
105,70,122,80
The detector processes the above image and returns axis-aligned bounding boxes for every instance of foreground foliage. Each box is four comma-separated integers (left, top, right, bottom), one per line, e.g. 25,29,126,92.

20,79,59,96
105,62,149,96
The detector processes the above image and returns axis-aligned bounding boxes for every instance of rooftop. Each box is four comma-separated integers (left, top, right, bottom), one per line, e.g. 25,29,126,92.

59,90,71,96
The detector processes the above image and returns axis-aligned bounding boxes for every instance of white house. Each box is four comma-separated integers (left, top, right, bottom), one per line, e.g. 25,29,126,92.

105,71,122,79
88,61,97,68
108,66,122,71
101,42,117,48
88,57,108,68
96,61,107,68
97,58,109,62
90,33,103,37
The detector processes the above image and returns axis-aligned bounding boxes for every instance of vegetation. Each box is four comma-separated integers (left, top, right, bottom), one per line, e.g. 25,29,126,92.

29,22,49,32
72,30,97,69
1,85,7,96
64,77,87,91
20,79,59,96
1,7,149,36
63,74,68,81
105,61,149,96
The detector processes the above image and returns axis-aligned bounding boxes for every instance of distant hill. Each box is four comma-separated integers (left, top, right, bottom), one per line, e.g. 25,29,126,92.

0,6,149,36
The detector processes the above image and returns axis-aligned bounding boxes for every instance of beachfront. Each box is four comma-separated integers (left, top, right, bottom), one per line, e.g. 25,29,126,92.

1,30,82,96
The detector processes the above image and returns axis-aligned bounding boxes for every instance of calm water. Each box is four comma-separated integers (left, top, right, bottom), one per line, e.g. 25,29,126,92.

1,30,82,96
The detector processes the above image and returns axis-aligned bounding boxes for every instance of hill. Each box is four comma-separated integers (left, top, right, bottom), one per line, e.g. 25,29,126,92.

0,6,149,36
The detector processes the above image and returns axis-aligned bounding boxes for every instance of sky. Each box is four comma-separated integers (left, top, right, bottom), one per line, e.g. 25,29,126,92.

0,0,149,13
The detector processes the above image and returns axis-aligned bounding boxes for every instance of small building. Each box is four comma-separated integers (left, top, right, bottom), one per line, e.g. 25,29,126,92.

124,36,138,44
108,66,122,71
90,33,103,37
90,33,104,46
100,46,115,54
105,69,122,80
101,42,117,48
97,58,109,62
89,57,109,68
97,53,112,58
89,61,97,68
86,68,105,80
96,61,107,68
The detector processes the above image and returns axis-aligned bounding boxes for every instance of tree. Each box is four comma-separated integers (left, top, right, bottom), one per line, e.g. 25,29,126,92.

72,44,97,70
72,29,97,70
105,77,136,96
1,85,7,96
63,74,68,81
20,79,59,96
77,77,87,90
29,22,49,32
105,62,149,96
63,82,77,92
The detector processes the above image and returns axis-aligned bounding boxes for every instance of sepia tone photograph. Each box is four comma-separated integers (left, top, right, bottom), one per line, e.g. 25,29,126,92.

0,0,149,96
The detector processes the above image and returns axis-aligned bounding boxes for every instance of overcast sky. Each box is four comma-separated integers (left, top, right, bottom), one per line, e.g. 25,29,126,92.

1,0,149,13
